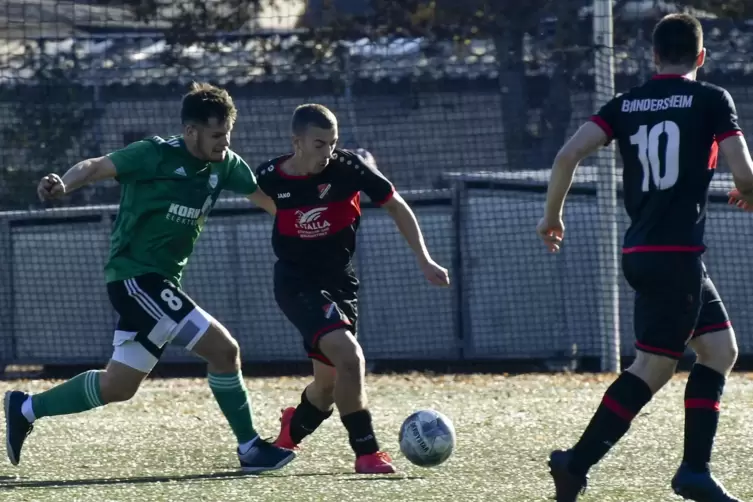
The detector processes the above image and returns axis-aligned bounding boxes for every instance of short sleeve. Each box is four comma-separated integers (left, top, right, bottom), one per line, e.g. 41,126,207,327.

713,89,743,142
222,152,258,195
589,96,621,144
336,150,394,205
107,140,161,184
254,160,275,194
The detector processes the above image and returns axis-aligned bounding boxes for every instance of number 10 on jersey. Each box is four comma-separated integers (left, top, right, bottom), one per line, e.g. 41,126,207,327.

630,120,680,192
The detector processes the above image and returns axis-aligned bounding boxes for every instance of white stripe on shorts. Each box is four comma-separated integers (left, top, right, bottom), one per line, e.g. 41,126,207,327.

125,278,165,321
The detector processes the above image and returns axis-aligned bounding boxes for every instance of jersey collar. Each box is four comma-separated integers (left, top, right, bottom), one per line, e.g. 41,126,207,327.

651,74,692,80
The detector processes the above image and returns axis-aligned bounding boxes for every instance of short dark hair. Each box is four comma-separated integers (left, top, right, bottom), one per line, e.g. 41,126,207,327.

291,104,337,136
652,13,703,67
180,82,237,126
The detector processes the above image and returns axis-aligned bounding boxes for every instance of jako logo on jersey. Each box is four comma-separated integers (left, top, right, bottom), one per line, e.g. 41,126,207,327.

295,207,331,238
278,192,291,199
317,183,331,199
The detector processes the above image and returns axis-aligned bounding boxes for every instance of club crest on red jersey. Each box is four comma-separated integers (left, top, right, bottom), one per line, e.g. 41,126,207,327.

317,183,331,199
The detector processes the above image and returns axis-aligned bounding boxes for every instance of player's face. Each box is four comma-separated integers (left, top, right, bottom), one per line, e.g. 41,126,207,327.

296,126,338,173
191,118,233,163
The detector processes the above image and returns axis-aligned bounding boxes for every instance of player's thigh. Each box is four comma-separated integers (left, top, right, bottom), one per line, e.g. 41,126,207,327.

107,273,212,373
687,273,738,371
623,253,703,360
274,265,355,366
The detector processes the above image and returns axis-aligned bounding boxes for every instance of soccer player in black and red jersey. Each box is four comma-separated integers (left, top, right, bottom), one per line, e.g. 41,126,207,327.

255,104,450,474
537,14,753,502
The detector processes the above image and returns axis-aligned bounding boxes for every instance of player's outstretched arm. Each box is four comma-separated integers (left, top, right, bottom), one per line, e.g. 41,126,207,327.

538,121,607,252
37,156,117,202
246,188,276,216
382,193,450,287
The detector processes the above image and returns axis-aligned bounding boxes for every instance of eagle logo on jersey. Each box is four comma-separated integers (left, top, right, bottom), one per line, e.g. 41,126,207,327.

208,174,218,189
295,207,331,238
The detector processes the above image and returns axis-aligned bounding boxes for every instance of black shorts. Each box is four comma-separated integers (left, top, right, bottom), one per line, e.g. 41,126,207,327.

622,253,731,360
107,273,213,367
273,261,358,366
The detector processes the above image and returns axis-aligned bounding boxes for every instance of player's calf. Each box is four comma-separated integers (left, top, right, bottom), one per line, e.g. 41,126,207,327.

318,329,395,473
564,351,668,479
190,320,294,472
319,329,367,415
5,359,146,466
678,328,737,484
276,361,335,449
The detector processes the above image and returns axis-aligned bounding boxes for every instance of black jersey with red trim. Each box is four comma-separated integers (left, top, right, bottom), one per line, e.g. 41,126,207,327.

591,75,742,253
256,148,395,278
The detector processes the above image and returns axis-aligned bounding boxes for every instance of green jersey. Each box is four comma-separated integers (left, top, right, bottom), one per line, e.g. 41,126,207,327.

104,135,258,285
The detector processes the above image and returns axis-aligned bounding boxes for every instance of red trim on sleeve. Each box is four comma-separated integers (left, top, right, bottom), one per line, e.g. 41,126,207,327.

372,187,395,206
716,130,743,143
590,115,613,139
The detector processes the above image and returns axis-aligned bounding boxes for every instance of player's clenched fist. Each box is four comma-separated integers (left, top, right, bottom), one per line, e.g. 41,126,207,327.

420,258,450,287
727,188,753,211
537,216,564,253
37,174,66,202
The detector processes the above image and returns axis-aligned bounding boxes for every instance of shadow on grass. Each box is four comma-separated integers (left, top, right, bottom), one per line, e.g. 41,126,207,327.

0,471,424,489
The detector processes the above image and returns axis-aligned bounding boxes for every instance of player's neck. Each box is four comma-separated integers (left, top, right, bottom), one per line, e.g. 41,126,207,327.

283,154,320,176
655,66,697,80
182,140,208,163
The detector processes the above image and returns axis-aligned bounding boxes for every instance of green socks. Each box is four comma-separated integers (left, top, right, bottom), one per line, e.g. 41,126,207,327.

30,370,104,420
25,369,258,449
208,371,258,444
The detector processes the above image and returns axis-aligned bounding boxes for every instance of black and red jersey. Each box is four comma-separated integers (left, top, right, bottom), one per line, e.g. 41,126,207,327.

256,148,395,279
591,75,742,253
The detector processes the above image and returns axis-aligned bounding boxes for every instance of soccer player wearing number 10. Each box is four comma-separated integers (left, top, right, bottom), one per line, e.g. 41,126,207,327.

4,82,294,473
537,14,753,502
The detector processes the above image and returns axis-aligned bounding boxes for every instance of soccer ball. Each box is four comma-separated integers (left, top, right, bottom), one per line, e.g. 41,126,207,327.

398,409,456,467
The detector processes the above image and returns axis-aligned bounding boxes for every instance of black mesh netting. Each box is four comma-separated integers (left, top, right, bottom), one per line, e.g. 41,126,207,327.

1,1,752,371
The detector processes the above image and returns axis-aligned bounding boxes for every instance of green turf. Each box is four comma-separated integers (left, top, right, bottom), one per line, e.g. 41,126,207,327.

1,372,752,502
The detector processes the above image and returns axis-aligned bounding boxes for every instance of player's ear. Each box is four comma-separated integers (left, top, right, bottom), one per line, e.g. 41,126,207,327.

696,48,706,69
183,123,196,140
292,135,302,153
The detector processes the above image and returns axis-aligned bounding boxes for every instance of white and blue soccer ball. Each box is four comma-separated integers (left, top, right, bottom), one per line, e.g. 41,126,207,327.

398,409,456,467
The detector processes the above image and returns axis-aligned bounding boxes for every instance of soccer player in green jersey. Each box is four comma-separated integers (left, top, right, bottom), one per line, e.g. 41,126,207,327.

4,82,295,473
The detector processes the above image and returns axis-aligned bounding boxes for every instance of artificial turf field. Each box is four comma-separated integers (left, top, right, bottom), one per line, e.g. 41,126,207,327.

1,372,751,502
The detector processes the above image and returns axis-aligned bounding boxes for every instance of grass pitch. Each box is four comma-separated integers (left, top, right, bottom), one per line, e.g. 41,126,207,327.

1,372,752,502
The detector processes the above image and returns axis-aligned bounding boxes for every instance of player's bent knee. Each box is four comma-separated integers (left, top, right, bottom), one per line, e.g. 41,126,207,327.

626,351,677,393
690,328,738,374
318,329,364,377
100,360,148,403
192,322,240,371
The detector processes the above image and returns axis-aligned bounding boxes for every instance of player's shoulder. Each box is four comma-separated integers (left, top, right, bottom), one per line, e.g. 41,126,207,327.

696,80,733,100
254,153,291,178
144,135,183,149
332,148,360,164
219,147,247,167
332,148,374,169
